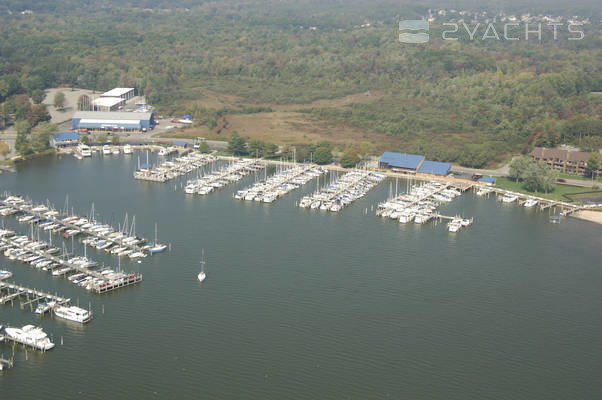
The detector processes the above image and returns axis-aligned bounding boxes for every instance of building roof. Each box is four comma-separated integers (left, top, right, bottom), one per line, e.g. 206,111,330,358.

52,131,80,141
73,111,152,121
531,147,591,163
92,97,124,107
101,88,135,97
379,152,425,170
478,176,496,184
418,160,451,175
173,140,187,147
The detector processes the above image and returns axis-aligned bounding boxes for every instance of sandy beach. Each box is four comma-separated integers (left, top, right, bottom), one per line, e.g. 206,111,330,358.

572,210,602,226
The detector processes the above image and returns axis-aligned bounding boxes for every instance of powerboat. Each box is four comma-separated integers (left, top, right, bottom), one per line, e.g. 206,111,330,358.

53,305,92,324
4,325,55,350
123,144,133,154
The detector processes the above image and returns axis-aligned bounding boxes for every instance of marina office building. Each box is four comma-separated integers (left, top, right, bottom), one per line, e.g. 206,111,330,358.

72,111,154,133
378,152,451,176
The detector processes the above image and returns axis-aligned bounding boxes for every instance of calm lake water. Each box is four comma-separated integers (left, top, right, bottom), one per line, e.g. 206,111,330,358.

1,152,601,399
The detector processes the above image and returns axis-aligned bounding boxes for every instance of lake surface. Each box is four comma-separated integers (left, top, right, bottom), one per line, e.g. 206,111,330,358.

1,152,601,399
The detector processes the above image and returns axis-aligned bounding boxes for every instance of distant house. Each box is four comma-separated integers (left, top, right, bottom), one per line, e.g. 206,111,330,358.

530,147,598,175
50,131,80,148
172,140,187,148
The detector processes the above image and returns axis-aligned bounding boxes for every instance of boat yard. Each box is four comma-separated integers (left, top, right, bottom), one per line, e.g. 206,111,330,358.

183,158,265,195
134,152,216,183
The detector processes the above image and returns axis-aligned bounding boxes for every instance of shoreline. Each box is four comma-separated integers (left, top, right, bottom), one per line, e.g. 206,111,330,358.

570,210,602,226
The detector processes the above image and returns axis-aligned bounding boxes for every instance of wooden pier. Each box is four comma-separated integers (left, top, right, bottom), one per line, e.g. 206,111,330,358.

0,281,70,312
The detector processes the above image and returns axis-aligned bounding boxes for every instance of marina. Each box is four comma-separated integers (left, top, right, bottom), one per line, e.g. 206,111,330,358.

133,151,216,183
0,228,143,294
0,194,168,258
183,158,265,195
234,163,327,203
376,180,473,232
0,153,600,399
0,281,70,311
298,170,386,212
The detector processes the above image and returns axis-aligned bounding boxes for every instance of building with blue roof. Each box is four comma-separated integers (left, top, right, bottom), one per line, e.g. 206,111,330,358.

173,140,187,148
478,176,496,184
417,160,451,176
50,131,80,148
72,111,154,132
378,152,425,172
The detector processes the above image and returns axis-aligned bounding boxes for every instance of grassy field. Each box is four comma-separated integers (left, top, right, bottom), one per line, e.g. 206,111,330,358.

495,177,602,203
158,91,404,153
556,172,602,183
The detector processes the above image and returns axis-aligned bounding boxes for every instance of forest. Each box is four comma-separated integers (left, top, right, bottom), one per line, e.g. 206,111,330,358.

0,0,600,166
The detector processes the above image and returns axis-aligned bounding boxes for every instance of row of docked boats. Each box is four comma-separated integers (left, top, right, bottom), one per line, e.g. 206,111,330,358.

101,144,132,155
377,181,472,230
235,164,327,203
184,158,264,195
500,192,539,208
134,152,216,182
0,228,142,293
1,195,167,256
299,170,386,212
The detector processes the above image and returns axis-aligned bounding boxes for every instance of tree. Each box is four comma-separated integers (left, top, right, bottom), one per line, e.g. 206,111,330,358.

586,152,600,177
509,156,532,182
340,148,360,168
29,122,57,152
264,142,279,159
26,105,51,126
97,133,108,144
228,131,247,155
81,135,90,145
15,120,32,156
0,142,9,160
248,140,265,158
111,134,120,145
313,146,333,165
198,141,211,153
31,89,45,104
54,91,66,109
523,161,556,193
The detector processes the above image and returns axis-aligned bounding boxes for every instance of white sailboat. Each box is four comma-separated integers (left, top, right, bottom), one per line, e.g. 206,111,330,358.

149,222,167,253
198,249,206,283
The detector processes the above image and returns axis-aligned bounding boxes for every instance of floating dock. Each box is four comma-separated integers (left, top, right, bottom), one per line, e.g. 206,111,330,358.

184,158,265,195
299,170,386,212
235,163,327,203
134,153,216,183
0,281,70,312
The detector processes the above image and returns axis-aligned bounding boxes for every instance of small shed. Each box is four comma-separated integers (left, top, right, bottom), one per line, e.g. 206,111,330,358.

173,140,187,148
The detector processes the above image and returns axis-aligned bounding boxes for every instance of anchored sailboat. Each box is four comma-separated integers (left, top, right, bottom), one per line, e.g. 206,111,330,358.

198,249,206,283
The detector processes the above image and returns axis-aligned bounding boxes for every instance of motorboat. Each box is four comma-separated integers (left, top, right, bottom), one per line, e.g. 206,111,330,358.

4,325,55,350
0,270,12,280
123,144,133,154
53,305,92,324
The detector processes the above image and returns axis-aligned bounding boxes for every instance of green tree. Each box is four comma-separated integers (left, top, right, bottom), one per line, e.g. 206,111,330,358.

15,120,32,156
340,148,360,168
228,131,247,155
81,135,90,145
29,122,57,152
54,91,66,109
509,155,532,182
264,142,278,159
97,133,108,144
248,140,265,158
198,141,211,153
111,134,120,145
586,152,600,177
313,146,333,165
31,89,45,104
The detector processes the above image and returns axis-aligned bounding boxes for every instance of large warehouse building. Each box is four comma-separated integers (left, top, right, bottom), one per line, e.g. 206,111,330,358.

72,111,154,132
378,152,451,176
100,88,136,100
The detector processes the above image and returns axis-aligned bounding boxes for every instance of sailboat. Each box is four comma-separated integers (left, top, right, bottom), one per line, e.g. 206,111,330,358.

198,249,206,283
149,222,167,253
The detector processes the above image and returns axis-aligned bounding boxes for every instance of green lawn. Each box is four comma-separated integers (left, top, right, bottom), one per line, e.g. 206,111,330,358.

556,172,602,183
495,177,602,203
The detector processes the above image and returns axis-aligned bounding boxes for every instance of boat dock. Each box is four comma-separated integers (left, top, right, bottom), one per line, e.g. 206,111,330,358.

0,195,165,258
485,187,583,214
235,163,327,203
299,170,386,212
376,180,473,231
0,281,70,312
134,152,216,183
0,354,14,370
184,158,265,195
0,232,142,294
